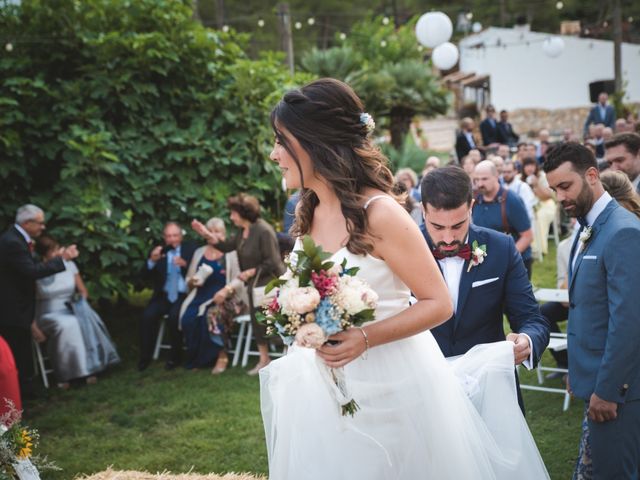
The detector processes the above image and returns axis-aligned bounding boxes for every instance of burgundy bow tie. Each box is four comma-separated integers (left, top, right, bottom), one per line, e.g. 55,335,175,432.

432,244,472,261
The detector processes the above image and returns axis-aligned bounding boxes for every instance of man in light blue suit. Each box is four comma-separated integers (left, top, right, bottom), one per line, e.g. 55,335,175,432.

545,142,640,480
420,166,549,414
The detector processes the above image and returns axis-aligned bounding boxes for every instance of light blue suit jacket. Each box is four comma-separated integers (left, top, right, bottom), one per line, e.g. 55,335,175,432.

568,199,640,403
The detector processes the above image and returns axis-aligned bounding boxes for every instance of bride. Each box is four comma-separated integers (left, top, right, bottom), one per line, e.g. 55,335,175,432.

200,78,549,479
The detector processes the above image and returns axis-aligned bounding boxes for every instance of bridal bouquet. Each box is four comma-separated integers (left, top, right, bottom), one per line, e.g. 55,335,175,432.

258,236,378,416
1,399,59,479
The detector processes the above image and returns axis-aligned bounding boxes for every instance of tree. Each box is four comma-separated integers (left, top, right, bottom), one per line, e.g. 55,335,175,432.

300,16,448,149
0,0,305,300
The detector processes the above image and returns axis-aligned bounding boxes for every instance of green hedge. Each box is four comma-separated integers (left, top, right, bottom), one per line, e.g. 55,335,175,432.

0,0,307,299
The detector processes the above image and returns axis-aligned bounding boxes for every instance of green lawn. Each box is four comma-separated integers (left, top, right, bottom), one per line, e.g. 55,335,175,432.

27,243,581,479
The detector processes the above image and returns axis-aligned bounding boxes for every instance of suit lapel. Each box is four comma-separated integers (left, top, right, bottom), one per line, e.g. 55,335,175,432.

454,227,481,331
569,200,617,293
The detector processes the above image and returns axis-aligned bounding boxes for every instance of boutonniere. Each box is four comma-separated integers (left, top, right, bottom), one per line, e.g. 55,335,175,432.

467,240,487,272
578,226,593,252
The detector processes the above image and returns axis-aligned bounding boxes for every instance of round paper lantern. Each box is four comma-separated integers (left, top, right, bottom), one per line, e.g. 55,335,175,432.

416,12,453,48
472,22,483,33
542,36,565,58
432,42,459,70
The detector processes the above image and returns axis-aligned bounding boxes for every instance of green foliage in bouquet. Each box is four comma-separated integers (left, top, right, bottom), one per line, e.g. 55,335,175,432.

0,0,310,301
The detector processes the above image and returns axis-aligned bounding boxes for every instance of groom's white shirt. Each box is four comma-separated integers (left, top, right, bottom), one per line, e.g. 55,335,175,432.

437,255,534,370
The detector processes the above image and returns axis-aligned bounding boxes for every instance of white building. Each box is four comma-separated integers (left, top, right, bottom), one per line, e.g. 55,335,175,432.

458,26,640,110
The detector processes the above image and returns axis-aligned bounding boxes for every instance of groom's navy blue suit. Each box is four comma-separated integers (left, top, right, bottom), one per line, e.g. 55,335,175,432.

422,223,550,411
568,198,640,479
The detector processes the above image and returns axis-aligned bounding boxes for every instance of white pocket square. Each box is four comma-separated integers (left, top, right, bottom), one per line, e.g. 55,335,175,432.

472,277,499,288
583,255,598,260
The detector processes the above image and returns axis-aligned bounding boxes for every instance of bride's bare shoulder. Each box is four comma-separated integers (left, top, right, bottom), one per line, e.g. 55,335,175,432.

362,191,417,237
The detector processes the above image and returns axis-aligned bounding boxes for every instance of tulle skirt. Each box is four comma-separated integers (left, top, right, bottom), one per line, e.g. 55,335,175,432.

260,330,549,480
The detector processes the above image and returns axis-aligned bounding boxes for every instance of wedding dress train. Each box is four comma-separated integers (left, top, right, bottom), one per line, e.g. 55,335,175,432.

260,246,549,480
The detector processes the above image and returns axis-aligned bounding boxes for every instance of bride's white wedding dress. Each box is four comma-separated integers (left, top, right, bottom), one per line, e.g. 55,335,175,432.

260,242,550,479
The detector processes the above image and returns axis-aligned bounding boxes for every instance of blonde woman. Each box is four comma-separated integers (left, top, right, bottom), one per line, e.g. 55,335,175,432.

180,218,246,374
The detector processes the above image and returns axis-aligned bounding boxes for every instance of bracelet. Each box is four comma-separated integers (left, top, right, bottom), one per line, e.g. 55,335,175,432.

356,327,369,359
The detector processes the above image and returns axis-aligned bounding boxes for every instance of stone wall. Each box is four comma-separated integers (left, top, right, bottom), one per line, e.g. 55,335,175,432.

509,103,640,140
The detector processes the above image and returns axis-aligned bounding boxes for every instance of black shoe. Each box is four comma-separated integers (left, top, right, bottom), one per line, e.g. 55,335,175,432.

138,360,151,372
164,360,178,371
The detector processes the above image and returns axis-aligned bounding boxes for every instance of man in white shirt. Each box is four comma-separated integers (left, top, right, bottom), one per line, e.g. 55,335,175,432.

502,160,537,225
420,166,549,414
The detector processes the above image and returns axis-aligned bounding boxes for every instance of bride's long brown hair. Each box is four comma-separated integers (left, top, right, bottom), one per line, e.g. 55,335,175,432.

270,78,395,255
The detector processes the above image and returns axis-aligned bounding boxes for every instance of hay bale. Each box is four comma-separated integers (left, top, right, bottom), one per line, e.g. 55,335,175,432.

78,468,267,480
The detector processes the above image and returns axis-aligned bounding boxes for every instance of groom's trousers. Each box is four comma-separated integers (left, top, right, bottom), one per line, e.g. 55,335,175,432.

586,398,640,479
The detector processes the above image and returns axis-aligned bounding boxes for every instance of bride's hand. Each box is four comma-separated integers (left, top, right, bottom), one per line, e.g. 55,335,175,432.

316,328,368,368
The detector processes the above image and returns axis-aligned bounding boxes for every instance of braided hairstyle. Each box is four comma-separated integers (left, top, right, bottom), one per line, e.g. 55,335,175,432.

270,78,395,255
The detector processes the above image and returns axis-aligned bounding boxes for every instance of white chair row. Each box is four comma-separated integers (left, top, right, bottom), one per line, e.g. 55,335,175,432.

519,332,571,412
153,314,286,368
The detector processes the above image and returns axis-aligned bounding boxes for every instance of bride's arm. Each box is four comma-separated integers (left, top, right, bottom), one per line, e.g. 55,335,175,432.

317,197,453,368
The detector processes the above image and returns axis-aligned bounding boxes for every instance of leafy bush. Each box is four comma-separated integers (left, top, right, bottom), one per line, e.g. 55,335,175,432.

0,0,305,299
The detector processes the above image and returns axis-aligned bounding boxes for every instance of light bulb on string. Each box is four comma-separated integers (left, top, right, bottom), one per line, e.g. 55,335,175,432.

257,19,265,28
295,21,302,30
222,25,229,33
380,40,387,47
307,17,315,26
556,1,563,10
5,43,13,52
339,32,346,41
382,17,390,25
465,12,473,21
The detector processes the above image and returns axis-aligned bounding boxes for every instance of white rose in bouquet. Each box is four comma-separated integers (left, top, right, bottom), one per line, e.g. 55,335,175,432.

332,275,378,315
279,285,321,315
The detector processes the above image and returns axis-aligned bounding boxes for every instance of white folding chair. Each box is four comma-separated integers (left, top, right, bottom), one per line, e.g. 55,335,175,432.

32,340,53,389
231,314,251,367
233,315,286,368
548,205,561,246
519,332,572,411
152,315,171,360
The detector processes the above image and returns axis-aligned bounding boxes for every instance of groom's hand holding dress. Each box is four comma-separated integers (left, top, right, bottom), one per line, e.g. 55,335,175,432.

420,167,550,414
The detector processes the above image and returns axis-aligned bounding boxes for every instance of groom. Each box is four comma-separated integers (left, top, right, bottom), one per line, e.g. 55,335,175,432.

420,166,549,412
544,142,640,479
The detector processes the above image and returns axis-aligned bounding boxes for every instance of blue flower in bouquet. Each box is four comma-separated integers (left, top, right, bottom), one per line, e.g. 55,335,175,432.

315,298,343,336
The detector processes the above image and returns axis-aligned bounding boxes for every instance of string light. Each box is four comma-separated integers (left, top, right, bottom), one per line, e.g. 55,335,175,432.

465,12,473,21
295,21,302,30
222,25,229,32
307,17,315,26
382,17,390,25
556,1,563,10
339,32,346,40
5,43,13,52
380,40,387,47
257,19,265,27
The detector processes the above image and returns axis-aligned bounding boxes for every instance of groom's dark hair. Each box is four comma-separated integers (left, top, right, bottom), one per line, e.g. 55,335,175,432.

420,166,473,210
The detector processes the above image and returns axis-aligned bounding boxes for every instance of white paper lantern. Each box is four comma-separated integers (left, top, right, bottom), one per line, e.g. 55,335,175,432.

472,22,482,33
432,42,459,70
542,36,565,58
416,12,453,48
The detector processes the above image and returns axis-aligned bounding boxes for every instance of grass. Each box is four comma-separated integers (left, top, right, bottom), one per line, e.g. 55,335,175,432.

26,242,581,480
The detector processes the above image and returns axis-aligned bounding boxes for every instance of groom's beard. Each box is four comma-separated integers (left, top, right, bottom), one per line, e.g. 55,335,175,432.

435,240,464,257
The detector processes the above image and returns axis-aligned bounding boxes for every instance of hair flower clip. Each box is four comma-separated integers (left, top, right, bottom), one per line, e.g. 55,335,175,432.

360,112,375,133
